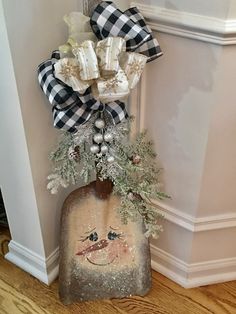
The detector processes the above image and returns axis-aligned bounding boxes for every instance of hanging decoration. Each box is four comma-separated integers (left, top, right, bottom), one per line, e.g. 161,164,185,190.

37,0,169,303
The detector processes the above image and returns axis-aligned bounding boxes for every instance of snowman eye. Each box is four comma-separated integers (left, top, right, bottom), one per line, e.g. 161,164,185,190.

88,232,98,242
108,231,120,240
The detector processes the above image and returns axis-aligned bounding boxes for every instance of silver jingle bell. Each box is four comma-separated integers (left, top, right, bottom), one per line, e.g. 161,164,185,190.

93,133,103,144
104,132,113,143
100,144,109,154
107,155,115,163
94,118,105,129
90,144,100,154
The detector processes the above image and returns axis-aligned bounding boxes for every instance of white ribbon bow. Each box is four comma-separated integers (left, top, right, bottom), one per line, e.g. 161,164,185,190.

55,37,147,103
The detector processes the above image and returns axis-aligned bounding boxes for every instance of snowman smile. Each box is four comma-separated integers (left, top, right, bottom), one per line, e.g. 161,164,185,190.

76,238,118,266
86,256,116,266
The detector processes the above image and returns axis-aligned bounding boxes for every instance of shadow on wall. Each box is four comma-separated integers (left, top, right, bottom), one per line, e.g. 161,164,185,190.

0,190,8,228
145,0,219,217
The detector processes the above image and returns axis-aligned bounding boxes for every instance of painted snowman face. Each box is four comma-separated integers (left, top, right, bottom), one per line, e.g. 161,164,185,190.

59,185,151,303
76,223,135,268
68,192,139,270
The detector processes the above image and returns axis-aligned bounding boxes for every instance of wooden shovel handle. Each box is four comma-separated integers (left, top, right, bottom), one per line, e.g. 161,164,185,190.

83,0,102,16
82,1,113,199
95,178,113,199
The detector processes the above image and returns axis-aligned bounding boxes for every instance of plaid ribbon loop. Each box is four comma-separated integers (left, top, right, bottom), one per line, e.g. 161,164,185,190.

90,1,162,61
37,1,162,132
38,51,128,133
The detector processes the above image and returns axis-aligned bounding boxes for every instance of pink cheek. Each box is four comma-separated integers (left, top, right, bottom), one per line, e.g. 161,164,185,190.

121,241,131,254
107,240,131,259
122,247,129,254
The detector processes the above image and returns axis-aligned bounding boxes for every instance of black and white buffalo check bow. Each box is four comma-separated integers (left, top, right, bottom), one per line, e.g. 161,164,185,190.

124,6,162,61
37,1,162,132
38,51,128,133
90,1,162,61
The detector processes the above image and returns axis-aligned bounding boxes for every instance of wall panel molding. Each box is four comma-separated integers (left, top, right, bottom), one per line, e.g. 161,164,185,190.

131,2,236,45
153,200,236,232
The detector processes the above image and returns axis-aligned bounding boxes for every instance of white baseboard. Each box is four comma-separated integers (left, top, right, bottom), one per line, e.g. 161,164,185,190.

151,244,236,288
5,240,236,289
5,240,59,285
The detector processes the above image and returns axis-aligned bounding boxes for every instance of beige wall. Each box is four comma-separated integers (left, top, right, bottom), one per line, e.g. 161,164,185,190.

0,0,45,257
138,0,236,287
198,46,236,217
145,33,220,217
144,33,236,222
145,34,236,221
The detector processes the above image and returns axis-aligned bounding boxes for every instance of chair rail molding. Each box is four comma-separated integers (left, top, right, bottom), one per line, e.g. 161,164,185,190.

130,2,236,45
153,200,236,232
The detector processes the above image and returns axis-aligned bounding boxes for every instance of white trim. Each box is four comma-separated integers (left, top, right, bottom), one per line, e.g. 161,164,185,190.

5,241,59,285
130,2,236,45
152,199,236,232
151,244,236,288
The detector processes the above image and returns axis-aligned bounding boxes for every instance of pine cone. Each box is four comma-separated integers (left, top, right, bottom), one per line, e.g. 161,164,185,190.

68,146,80,162
132,155,141,164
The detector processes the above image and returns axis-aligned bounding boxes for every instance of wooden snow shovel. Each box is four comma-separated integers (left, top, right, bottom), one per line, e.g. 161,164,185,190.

59,179,152,304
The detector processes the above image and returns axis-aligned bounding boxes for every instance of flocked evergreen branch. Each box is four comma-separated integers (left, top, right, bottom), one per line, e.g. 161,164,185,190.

47,114,170,238
102,131,170,238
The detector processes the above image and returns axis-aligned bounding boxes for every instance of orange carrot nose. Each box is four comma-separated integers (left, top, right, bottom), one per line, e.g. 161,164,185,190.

76,239,108,256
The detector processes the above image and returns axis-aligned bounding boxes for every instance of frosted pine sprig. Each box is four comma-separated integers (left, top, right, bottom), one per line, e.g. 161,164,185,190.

47,174,69,194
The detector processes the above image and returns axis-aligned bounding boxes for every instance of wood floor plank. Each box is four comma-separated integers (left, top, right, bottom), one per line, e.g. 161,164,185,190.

0,256,127,314
0,277,50,314
151,272,236,314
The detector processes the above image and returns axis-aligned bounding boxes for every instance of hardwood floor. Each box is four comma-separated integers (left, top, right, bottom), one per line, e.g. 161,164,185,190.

0,232,236,313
